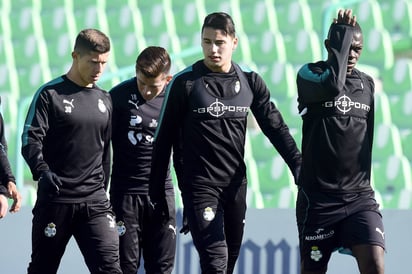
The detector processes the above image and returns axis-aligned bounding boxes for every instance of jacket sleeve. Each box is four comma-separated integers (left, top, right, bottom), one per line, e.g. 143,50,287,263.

296,23,355,109
0,184,7,196
21,91,51,180
149,76,186,201
172,128,184,190
0,113,16,186
102,94,112,190
250,73,302,180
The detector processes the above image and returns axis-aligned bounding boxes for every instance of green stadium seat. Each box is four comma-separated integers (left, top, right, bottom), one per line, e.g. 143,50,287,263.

245,157,265,209
0,31,18,98
284,29,322,67
397,189,412,209
308,0,340,36
275,0,313,35
0,64,13,96
360,28,394,70
112,33,141,70
250,30,287,73
9,2,37,38
372,154,412,208
372,123,403,162
390,90,412,131
20,184,37,207
104,5,142,69
39,6,74,72
12,34,49,97
248,129,278,164
12,34,43,65
46,33,72,72
382,58,412,97
257,154,297,208
380,0,412,49
231,35,253,68
173,2,203,50
239,0,277,37
354,0,385,32
374,91,392,125
369,168,384,209
40,6,69,40
16,63,47,97
202,0,233,14
139,3,169,46
72,2,101,30
244,131,265,208
265,61,297,102
276,96,300,130
105,5,135,38
400,131,412,165
0,93,18,167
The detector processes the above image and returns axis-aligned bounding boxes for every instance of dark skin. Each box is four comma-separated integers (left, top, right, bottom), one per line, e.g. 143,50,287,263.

324,9,363,75
301,9,385,274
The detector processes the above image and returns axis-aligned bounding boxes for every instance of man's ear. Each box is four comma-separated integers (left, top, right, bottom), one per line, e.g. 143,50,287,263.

165,74,173,84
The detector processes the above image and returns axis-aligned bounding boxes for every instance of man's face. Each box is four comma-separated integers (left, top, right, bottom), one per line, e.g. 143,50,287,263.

136,72,170,101
73,51,109,87
347,31,363,74
201,27,237,73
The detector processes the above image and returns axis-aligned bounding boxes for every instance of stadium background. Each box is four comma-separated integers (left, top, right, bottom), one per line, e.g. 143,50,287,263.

1,0,412,273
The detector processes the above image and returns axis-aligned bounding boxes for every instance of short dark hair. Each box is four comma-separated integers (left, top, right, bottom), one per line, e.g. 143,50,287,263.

135,46,171,78
201,12,236,37
74,28,110,55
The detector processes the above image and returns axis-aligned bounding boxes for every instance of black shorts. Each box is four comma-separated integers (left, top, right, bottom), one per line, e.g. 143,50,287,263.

296,188,385,271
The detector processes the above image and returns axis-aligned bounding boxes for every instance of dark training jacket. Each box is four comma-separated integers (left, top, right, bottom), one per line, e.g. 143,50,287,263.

21,75,111,202
109,77,173,195
297,23,375,194
150,61,301,200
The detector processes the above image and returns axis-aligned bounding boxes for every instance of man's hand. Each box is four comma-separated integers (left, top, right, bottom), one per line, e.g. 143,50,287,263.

0,194,8,218
7,182,21,213
38,170,62,199
149,196,170,223
334,9,357,26
179,210,190,235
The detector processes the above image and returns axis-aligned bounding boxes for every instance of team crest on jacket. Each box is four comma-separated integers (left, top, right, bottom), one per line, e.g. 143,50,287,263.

117,221,126,236
98,99,107,113
44,222,57,237
310,246,323,262
234,80,240,93
203,207,215,221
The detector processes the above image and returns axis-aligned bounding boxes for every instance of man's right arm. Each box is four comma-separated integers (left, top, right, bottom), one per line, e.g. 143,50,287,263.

149,77,186,202
21,91,50,180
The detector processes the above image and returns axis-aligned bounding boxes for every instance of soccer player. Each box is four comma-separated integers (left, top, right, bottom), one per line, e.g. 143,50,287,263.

149,12,301,274
295,9,385,274
109,46,176,274
21,29,122,274
0,97,21,218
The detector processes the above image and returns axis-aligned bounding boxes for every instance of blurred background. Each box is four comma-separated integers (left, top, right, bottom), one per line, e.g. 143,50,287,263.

2,0,412,273
1,0,411,211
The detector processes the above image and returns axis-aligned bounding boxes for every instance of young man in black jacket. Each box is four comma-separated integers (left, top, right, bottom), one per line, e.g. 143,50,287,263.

296,9,385,274
149,12,301,274
109,46,176,274
21,29,122,274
